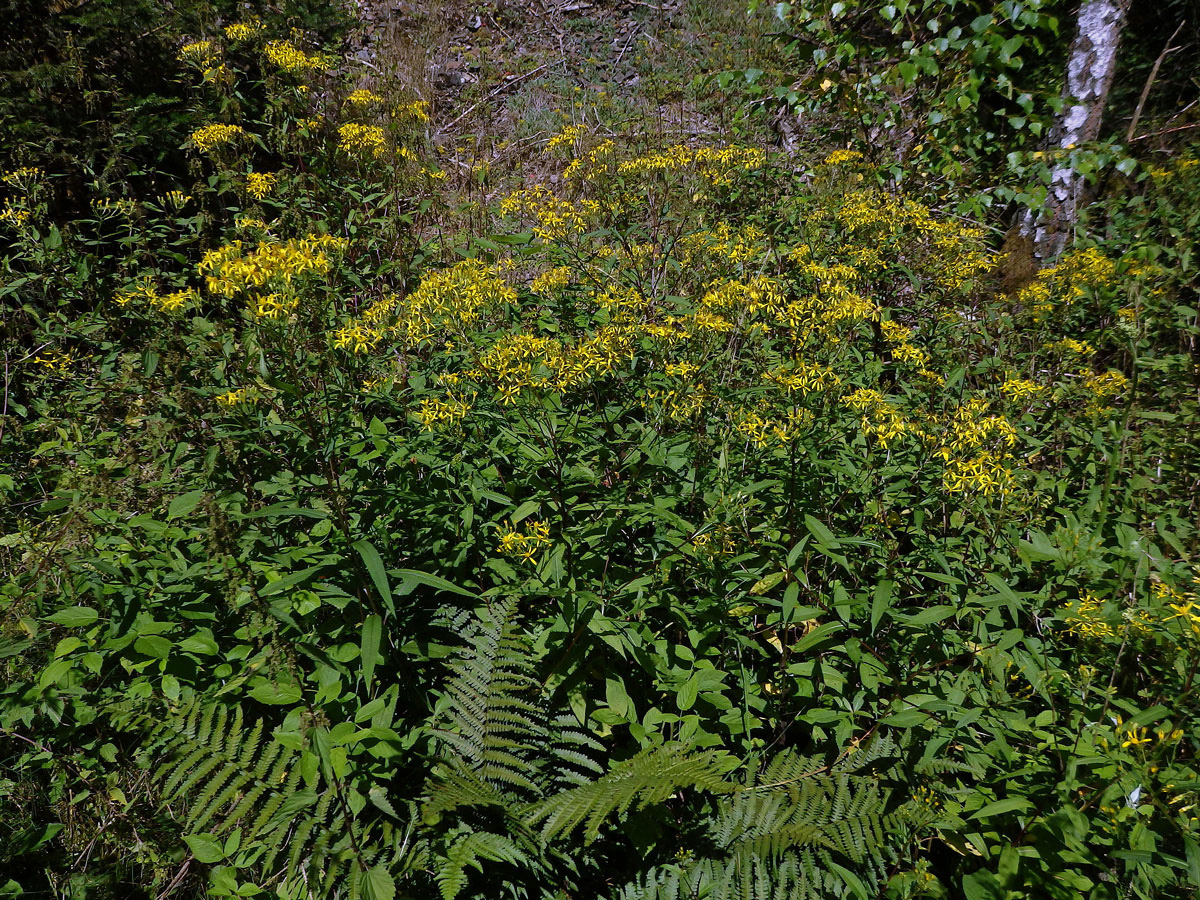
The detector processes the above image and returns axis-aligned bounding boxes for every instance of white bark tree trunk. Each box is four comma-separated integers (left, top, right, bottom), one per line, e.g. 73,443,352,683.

1019,0,1131,261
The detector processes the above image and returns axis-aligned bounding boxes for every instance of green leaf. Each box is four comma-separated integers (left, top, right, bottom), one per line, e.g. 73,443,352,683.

179,629,219,656
396,568,475,598
676,674,700,711
793,622,843,654
167,490,205,520
804,514,840,548
749,571,785,596
870,579,893,634
970,797,1033,820
510,500,540,523
361,614,382,689
261,563,330,596
962,870,1003,900
902,605,957,626
362,866,396,900
45,606,99,627
134,635,173,659
183,833,225,863
354,540,395,616
248,679,302,705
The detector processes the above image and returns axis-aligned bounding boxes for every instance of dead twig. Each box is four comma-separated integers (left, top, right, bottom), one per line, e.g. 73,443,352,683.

436,63,549,133
1125,22,1185,143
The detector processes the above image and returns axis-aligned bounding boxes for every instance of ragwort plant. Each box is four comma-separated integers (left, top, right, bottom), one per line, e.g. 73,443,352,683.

2,19,1199,900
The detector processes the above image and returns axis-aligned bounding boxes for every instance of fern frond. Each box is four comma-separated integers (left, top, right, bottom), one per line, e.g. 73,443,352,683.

528,742,737,842
434,830,528,900
432,596,547,793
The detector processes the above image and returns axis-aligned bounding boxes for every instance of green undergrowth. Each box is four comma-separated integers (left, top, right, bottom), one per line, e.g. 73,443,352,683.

2,13,1200,900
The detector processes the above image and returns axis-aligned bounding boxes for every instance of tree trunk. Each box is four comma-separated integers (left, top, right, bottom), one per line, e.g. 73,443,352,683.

1019,0,1132,261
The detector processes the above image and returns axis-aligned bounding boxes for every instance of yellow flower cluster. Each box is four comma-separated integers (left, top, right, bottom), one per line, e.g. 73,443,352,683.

92,197,138,217
335,259,515,354
476,325,639,402
264,40,327,72
675,223,765,269
546,124,586,152
393,100,430,123
114,284,199,314
337,123,388,160
190,123,246,154
224,20,264,41
415,394,473,430
879,319,939,380
945,397,1017,453
531,266,572,295
3,166,44,185
762,362,839,395
563,139,616,181
0,203,31,228
842,389,909,447
198,234,347,298
215,388,250,407
1000,377,1045,402
1044,338,1093,357
1080,370,1128,406
836,191,990,294
694,526,739,558
33,348,79,375
943,452,1013,496
345,88,385,108
699,276,785,322
246,171,277,199
648,385,710,421
616,145,766,186
161,190,190,209
1019,247,1115,318
1063,593,1149,642
178,40,218,64
736,408,811,447
252,292,299,320
497,519,552,563
823,149,864,166
500,187,599,240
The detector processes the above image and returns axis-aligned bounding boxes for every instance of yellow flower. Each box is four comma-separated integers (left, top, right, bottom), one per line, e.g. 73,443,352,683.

224,20,264,41
345,88,385,107
337,123,387,160
823,149,863,166
496,519,552,563
177,41,218,65
246,171,278,200
1000,377,1045,402
531,266,572,295
215,387,249,407
190,123,246,154
263,40,328,72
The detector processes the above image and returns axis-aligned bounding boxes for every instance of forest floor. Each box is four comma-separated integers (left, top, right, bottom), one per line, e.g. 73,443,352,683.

352,0,781,229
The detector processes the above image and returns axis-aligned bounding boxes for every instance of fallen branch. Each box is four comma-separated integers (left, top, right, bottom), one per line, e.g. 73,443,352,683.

436,63,549,133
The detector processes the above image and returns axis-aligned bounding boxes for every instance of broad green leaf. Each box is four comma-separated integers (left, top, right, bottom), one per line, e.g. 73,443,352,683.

45,606,98,627
167,490,205,520
870,579,893,634
361,614,382,689
362,866,396,900
261,564,330,597
134,635,172,659
183,833,225,864
804,514,840,548
749,571,785,596
354,540,395,616
970,797,1033,820
248,679,302,706
396,568,475,598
